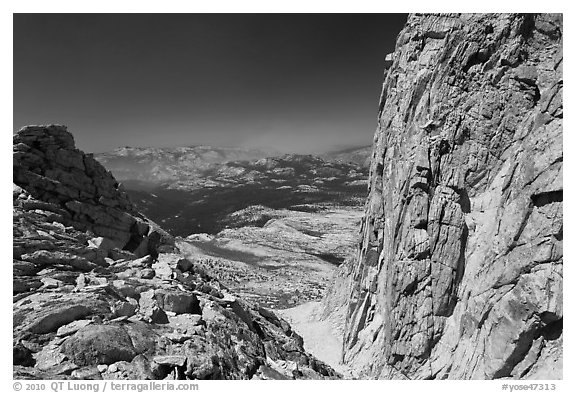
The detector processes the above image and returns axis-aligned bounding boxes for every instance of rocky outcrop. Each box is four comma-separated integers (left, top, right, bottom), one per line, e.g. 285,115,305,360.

13,125,173,254
327,13,563,379
13,125,337,380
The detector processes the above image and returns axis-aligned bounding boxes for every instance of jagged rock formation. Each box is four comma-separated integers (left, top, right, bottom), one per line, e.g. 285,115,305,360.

13,125,338,380
13,125,173,255
327,13,563,379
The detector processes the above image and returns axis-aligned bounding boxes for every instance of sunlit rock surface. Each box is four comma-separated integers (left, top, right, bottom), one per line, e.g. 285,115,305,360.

323,13,563,379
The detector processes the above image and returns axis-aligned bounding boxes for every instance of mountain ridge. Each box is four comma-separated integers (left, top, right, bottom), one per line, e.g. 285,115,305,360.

95,144,372,186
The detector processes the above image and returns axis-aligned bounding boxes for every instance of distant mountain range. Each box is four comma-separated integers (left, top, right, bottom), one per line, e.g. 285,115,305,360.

94,145,371,236
95,145,371,186
94,145,276,185
321,146,372,168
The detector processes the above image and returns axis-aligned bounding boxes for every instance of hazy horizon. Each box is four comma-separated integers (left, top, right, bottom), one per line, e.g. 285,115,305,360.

14,14,407,154
95,140,371,155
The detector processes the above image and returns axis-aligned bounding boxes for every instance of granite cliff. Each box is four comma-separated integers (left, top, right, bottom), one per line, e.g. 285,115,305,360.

324,13,563,379
13,125,337,380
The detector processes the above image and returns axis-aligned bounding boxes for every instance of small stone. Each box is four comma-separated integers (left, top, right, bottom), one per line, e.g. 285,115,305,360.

88,237,116,255
56,319,93,337
40,277,61,289
111,280,139,299
176,258,195,273
130,255,153,267
71,366,103,380
140,268,155,279
53,361,80,375
108,316,129,323
164,331,192,344
97,364,108,373
116,269,139,279
153,355,187,367
219,293,237,303
113,301,137,318
187,325,205,335
75,273,86,290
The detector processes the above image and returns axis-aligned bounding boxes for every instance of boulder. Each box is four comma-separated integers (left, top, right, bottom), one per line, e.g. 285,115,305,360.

61,324,157,366
155,289,201,315
138,290,169,324
14,292,109,335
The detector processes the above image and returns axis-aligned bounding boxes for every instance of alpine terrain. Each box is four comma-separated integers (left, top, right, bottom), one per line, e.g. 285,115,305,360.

12,12,562,381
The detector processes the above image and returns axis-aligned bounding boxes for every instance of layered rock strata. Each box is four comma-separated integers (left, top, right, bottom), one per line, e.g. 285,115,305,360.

329,13,563,379
13,125,173,255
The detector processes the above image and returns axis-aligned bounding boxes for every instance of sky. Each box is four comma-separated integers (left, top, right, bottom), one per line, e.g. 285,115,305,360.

14,14,407,154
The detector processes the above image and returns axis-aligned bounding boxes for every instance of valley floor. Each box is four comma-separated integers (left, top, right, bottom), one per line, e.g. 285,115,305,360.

177,205,362,309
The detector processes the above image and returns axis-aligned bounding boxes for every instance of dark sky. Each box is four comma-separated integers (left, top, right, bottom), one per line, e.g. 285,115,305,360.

14,14,407,154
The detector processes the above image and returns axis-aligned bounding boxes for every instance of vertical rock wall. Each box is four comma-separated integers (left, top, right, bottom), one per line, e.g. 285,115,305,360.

337,13,562,379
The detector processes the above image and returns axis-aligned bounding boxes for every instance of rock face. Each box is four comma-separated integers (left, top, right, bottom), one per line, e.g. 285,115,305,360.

327,14,563,379
13,125,337,380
